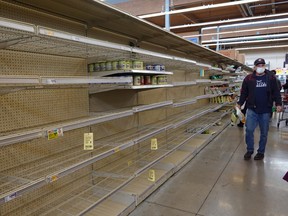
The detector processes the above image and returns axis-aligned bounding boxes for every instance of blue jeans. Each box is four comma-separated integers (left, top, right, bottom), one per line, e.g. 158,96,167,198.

245,109,270,154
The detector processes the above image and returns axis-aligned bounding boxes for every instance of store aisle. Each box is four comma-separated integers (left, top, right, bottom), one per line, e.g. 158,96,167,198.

129,121,288,216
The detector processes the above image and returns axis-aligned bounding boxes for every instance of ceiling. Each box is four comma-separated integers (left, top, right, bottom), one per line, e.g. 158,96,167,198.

108,0,288,51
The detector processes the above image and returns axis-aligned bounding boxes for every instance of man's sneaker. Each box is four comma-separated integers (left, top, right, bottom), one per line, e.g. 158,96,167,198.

254,153,264,160
237,122,244,128
244,151,253,160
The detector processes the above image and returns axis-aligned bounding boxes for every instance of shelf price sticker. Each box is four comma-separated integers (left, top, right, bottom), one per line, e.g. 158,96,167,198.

151,138,158,150
127,160,133,166
114,146,120,153
148,169,156,182
4,192,17,203
46,175,59,183
47,128,63,140
84,133,94,150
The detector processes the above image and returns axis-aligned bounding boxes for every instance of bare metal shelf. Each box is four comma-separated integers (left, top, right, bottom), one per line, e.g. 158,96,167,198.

0,104,228,205
2,112,229,215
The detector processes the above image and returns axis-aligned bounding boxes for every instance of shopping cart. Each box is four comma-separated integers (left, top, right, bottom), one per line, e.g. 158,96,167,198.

277,93,288,128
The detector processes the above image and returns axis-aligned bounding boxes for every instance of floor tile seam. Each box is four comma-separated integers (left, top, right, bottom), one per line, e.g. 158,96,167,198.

145,200,197,215
195,134,243,215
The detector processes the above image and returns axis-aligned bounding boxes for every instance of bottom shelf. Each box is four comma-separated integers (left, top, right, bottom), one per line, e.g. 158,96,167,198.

0,115,230,216
85,117,231,216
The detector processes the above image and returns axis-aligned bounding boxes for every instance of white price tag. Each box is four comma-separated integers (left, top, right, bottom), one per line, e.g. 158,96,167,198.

84,133,94,150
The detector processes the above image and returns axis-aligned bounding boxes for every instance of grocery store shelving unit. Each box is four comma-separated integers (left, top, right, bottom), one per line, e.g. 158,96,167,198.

0,0,251,215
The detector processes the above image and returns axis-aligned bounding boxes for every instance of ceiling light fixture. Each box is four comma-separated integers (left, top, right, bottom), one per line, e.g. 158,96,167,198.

202,33,288,43
169,12,288,29
203,37,288,46
139,0,262,19
182,25,288,38
235,45,288,50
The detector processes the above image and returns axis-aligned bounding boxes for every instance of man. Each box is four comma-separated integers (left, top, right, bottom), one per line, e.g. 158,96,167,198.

237,58,282,160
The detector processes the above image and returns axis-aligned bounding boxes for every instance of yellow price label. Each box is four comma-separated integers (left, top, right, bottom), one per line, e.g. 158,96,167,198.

127,160,133,166
84,133,94,150
148,169,156,182
114,147,120,153
46,30,54,36
47,128,63,140
151,138,158,150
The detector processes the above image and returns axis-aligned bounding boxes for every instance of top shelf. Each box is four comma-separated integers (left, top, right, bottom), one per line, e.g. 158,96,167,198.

0,17,250,73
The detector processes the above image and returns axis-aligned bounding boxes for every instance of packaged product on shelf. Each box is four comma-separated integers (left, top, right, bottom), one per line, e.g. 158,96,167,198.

160,64,165,71
100,62,106,71
146,64,153,70
126,60,131,70
133,76,141,85
112,61,118,70
140,76,145,85
151,75,157,85
132,60,143,70
88,63,94,72
94,62,100,72
118,60,126,70
105,61,112,71
153,64,161,71
157,75,168,85
144,76,151,85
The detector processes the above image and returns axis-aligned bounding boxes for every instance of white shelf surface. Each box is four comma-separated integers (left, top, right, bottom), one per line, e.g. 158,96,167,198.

91,69,173,77
128,84,173,89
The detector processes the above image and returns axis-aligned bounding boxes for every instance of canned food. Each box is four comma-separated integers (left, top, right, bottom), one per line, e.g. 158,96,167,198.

132,60,144,70
144,76,151,85
100,62,106,71
157,75,168,85
94,62,100,72
118,60,126,70
88,64,94,72
133,76,141,86
112,61,118,70
146,64,153,70
140,76,144,85
126,60,131,70
106,61,112,71
151,76,158,85
153,64,161,71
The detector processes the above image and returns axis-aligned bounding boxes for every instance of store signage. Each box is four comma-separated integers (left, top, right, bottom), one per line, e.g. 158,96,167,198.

84,133,94,150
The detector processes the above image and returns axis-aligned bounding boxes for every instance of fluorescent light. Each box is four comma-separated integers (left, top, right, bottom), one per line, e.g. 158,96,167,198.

202,33,288,43
204,37,288,46
169,12,288,29
235,45,288,50
139,0,261,19
183,25,288,38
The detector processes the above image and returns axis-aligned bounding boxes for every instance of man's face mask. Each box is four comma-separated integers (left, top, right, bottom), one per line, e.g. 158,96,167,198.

256,67,265,74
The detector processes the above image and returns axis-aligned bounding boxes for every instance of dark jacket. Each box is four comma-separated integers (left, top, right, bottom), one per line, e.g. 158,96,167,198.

237,69,282,109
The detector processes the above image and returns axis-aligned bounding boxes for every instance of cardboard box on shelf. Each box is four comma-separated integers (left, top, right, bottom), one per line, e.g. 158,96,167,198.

237,54,246,64
218,49,239,60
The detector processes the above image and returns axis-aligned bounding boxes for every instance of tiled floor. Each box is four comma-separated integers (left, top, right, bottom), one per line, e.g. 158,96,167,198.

129,118,288,216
